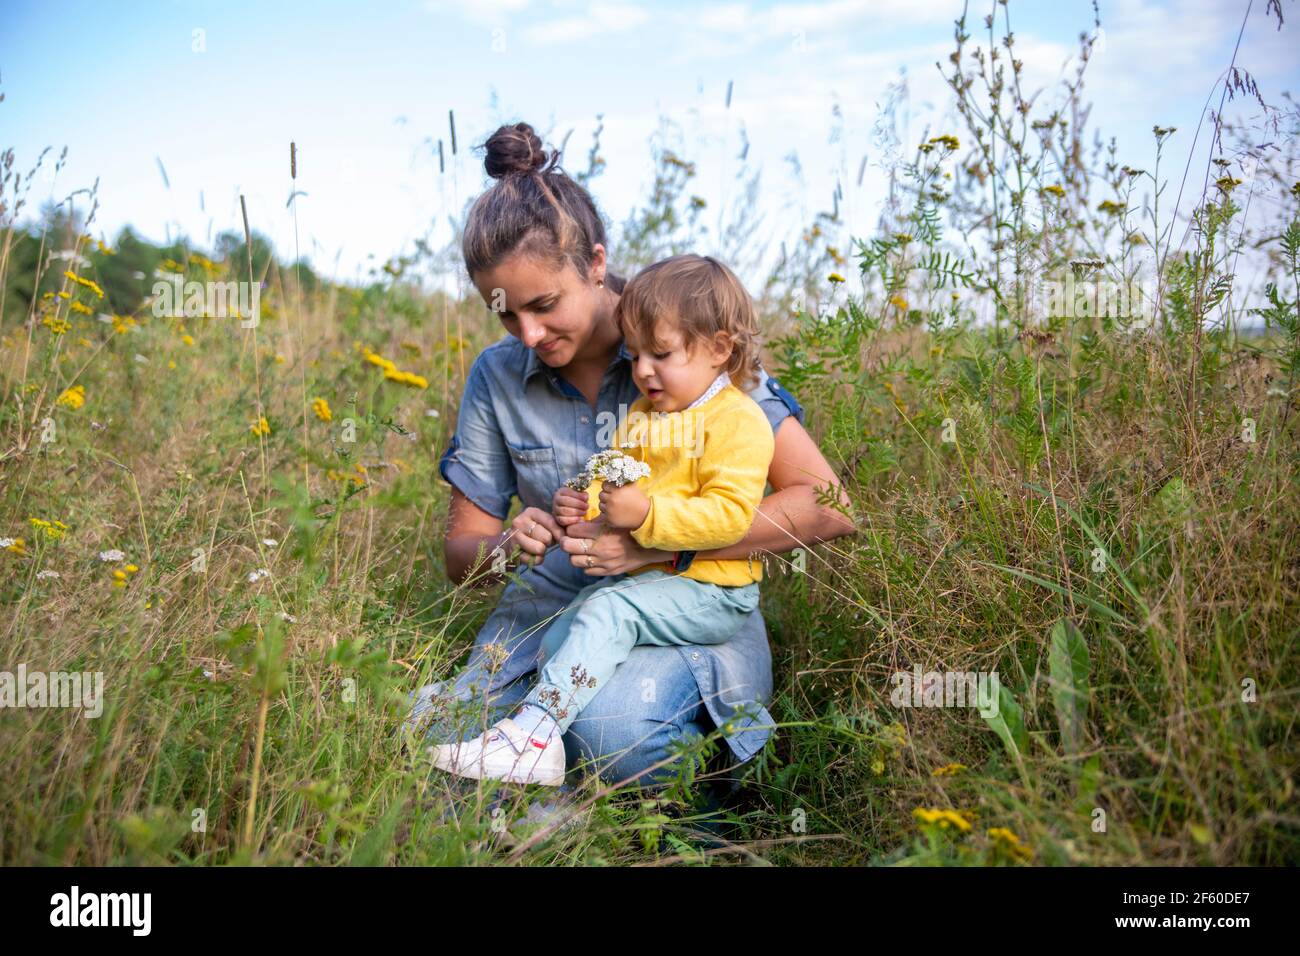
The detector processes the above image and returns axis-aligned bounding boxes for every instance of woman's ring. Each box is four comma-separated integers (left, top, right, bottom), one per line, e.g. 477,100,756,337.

528,521,537,537
586,556,595,568
583,538,592,553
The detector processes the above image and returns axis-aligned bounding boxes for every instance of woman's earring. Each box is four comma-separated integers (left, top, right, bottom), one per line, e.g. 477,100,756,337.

596,278,605,288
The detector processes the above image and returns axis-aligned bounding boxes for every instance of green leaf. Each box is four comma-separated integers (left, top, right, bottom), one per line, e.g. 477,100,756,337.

981,683,1029,766
978,561,1135,628
349,794,406,866
1076,754,1102,808
1048,618,1090,756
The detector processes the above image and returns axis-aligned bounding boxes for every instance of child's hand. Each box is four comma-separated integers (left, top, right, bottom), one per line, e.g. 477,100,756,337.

598,482,651,530
552,487,589,527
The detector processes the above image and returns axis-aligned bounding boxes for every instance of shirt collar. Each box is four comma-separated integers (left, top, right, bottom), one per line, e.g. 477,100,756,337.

524,340,633,384
685,372,731,409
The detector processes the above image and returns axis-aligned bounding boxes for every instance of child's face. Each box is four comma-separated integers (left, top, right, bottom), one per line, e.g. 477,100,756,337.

624,316,731,412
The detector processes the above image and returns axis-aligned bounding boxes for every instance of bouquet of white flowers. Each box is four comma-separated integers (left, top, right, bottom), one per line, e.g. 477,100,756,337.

564,449,651,491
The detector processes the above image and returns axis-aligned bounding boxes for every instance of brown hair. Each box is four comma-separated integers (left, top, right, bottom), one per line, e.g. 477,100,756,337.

615,254,762,391
462,122,624,290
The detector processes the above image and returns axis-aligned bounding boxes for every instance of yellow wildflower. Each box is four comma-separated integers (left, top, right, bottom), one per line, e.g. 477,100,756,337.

56,385,86,409
912,807,973,833
931,763,967,776
3,538,27,556
1097,199,1126,215
43,316,72,335
384,369,429,389
987,827,1033,862
29,518,69,540
250,416,271,437
181,334,194,346
889,294,910,312
312,397,333,422
63,271,105,298
69,301,93,315
827,272,846,284
1041,184,1066,198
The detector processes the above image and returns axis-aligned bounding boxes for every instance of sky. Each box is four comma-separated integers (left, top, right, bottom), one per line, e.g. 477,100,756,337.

2,0,1297,290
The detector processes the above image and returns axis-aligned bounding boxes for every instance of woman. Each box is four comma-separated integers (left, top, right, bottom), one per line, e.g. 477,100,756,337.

408,122,854,791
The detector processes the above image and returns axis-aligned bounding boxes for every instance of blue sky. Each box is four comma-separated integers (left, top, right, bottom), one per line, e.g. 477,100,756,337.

2,0,1296,288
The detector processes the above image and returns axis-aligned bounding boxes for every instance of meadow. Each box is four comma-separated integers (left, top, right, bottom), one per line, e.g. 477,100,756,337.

1,3,1296,865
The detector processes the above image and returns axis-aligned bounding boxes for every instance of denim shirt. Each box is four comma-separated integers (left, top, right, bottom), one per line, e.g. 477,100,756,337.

438,333,805,763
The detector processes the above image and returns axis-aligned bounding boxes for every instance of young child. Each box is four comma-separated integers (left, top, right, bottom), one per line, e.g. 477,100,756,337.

428,254,775,786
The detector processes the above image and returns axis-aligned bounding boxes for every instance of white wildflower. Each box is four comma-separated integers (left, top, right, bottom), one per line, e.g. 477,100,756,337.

37,570,61,580
565,449,651,490
262,538,278,548
99,549,126,562
247,568,271,583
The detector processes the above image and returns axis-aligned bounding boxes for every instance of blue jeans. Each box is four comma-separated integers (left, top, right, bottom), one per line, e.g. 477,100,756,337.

407,549,774,790
525,571,761,735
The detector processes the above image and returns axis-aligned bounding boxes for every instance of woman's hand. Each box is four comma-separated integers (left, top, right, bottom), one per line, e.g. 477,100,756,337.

507,506,564,568
552,487,589,528
561,519,672,576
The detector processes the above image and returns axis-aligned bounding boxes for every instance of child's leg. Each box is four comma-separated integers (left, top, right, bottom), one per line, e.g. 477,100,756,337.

521,570,759,735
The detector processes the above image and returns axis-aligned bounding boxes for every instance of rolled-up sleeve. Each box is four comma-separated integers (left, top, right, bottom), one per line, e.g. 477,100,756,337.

438,360,516,519
747,365,805,432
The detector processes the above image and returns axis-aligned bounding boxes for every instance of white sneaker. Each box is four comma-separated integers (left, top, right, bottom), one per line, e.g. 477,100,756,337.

428,717,566,786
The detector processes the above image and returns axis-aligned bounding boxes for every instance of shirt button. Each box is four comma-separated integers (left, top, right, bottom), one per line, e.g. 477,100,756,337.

691,652,700,661
580,416,590,425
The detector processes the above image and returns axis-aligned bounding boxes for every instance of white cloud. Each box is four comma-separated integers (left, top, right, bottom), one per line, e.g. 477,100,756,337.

427,0,533,28
523,3,650,45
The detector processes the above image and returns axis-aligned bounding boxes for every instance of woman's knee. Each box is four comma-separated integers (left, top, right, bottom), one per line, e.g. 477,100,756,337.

561,646,710,787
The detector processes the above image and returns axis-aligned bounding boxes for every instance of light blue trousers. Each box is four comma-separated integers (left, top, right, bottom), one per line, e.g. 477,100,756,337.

522,569,761,734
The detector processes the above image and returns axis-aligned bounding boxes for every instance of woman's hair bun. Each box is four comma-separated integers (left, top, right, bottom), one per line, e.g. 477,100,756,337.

483,122,553,180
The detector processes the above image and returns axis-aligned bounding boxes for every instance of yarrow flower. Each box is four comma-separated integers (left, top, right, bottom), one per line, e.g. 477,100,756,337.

248,568,271,583
564,450,651,491
99,549,126,562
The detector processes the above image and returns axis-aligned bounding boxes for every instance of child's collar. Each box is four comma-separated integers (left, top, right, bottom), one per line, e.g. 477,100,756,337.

684,372,731,410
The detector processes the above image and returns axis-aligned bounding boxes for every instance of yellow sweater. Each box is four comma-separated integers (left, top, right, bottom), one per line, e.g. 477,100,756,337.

582,383,775,586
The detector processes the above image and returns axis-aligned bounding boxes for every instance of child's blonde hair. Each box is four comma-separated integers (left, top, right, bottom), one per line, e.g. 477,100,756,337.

615,254,761,391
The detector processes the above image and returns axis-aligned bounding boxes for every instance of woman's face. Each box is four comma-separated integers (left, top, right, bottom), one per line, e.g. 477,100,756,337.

472,247,608,369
